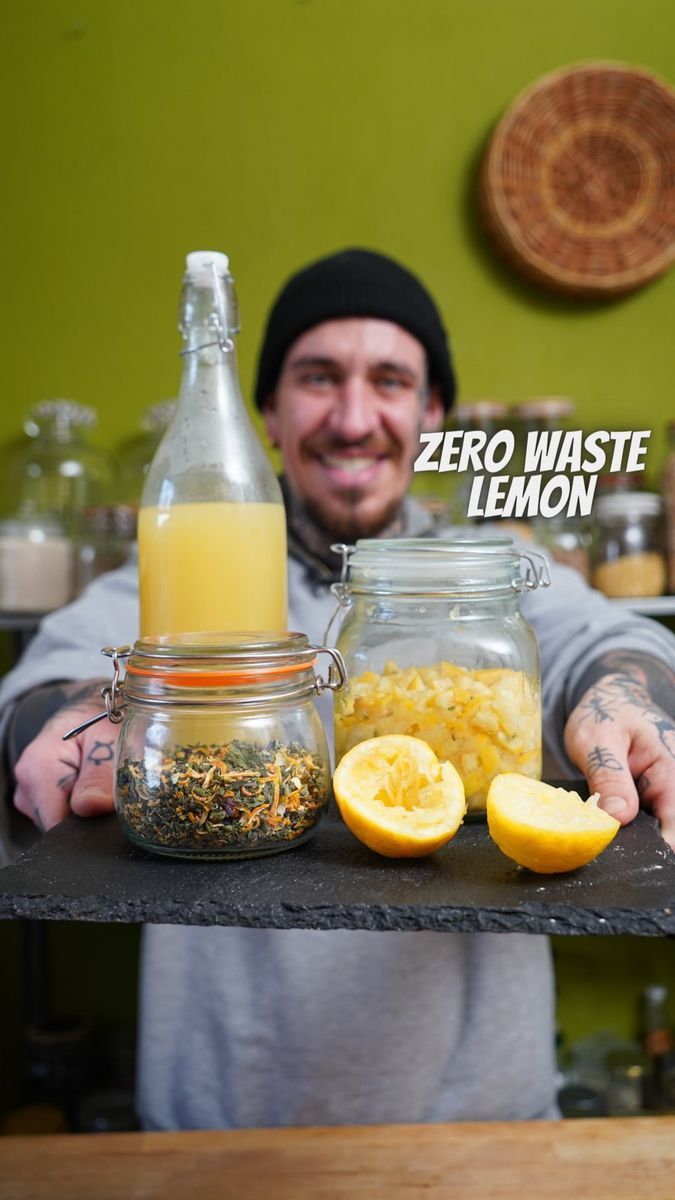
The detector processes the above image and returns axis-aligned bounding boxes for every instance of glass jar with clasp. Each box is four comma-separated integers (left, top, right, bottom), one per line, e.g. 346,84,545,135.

64,633,346,859
328,538,548,816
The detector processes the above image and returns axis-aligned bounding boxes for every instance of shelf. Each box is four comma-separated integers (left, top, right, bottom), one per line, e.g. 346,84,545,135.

1,786,674,936
606,596,675,616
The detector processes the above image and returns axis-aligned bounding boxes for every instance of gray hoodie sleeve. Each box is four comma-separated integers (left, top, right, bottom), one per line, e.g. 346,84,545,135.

520,558,675,774
0,556,140,710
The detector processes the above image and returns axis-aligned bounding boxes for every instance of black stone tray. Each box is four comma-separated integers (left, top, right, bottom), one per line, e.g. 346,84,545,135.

1,783,675,935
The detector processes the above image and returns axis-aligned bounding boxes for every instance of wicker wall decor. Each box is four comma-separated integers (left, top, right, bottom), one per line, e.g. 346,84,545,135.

480,62,675,297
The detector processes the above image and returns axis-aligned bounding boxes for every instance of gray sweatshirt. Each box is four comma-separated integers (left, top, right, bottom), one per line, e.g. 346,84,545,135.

2,504,674,1129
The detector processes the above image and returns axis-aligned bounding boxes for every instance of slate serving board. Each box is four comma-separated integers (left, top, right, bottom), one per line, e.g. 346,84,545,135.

1,784,675,935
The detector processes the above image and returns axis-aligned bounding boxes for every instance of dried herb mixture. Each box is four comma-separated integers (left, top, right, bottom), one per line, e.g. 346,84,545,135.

117,738,327,853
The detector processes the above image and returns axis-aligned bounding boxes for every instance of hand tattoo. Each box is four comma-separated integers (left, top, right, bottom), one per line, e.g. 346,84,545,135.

574,673,675,763
56,756,80,790
570,651,675,718
86,739,114,766
586,746,624,772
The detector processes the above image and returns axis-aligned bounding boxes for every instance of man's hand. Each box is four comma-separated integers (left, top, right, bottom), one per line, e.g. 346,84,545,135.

13,679,118,831
564,653,675,850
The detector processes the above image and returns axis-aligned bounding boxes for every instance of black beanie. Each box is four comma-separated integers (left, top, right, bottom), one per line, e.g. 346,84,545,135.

253,248,456,412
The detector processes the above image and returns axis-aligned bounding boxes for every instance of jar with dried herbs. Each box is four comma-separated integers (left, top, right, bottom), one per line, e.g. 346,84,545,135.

100,633,345,859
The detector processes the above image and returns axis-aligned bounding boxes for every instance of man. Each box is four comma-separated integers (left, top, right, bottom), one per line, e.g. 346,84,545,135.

2,248,675,1129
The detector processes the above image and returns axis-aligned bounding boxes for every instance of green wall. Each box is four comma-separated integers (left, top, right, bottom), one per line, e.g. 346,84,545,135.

2,0,675,1088
2,0,674,474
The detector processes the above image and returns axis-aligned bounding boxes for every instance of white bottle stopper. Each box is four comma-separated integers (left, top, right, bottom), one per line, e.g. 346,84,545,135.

185,251,230,284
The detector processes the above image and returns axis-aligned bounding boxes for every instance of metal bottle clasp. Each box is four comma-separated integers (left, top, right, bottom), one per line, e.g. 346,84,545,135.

322,543,355,646
312,646,348,694
516,551,552,592
62,646,131,741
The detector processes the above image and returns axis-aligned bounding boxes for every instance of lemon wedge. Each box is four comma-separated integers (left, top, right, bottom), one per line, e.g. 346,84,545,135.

487,773,620,873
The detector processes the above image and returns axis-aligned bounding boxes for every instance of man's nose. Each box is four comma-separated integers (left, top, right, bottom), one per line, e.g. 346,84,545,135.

329,375,379,441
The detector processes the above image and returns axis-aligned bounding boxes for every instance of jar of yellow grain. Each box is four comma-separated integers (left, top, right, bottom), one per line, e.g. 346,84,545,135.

591,493,666,599
329,538,547,816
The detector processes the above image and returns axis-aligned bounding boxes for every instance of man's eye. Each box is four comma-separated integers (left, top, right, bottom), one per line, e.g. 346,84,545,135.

376,376,408,391
299,371,336,387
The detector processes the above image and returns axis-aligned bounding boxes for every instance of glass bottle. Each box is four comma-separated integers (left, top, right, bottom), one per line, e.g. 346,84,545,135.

639,985,674,1112
138,251,287,637
330,537,545,815
2,400,117,533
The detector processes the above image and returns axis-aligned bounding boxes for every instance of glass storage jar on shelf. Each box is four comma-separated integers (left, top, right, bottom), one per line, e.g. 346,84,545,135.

3,400,117,533
115,400,177,508
591,493,666,598
74,634,345,859
529,515,592,581
74,504,137,594
0,513,74,613
329,538,547,816
445,399,511,527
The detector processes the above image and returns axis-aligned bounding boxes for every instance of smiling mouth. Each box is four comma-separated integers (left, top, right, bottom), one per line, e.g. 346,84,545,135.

318,454,386,473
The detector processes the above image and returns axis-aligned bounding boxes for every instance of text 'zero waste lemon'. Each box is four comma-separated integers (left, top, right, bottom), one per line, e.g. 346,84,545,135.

487,773,620,873
333,734,466,858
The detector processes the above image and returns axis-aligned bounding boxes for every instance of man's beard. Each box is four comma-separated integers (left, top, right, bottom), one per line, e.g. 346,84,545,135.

302,486,404,542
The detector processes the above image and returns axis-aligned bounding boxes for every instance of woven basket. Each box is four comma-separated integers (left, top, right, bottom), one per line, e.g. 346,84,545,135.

480,62,675,297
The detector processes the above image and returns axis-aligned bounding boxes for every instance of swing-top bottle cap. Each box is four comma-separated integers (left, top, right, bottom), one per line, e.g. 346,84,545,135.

185,251,230,285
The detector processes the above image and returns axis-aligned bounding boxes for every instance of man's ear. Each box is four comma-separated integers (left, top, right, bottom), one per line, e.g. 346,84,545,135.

262,396,280,447
421,385,445,432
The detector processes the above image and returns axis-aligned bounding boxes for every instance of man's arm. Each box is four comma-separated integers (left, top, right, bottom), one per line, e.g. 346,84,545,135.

10,679,119,830
564,650,675,848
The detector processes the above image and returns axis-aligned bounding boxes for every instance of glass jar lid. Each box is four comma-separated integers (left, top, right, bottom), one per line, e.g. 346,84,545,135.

336,536,539,595
126,631,319,689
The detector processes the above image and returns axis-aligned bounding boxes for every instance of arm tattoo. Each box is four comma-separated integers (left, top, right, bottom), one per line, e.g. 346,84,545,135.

44,680,107,729
586,746,624,772
569,650,675,717
571,662,675,763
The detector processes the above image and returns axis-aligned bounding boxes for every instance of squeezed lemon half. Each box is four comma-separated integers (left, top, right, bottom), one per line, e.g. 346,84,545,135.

333,734,466,858
487,773,620,873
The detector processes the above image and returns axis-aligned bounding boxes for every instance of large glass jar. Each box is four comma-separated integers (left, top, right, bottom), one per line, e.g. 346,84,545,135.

101,633,345,859
591,493,666,598
331,538,545,815
0,514,73,613
3,400,117,533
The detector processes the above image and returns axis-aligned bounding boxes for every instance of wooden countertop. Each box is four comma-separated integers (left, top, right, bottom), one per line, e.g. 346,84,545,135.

2,1117,675,1199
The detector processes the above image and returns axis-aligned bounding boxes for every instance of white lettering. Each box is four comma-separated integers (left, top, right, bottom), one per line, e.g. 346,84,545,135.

625,431,651,472
524,430,563,473
483,431,515,473
581,430,610,472
413,432,443,472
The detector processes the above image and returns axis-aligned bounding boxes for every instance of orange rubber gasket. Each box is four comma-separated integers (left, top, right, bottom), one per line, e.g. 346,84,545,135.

125,660,316,687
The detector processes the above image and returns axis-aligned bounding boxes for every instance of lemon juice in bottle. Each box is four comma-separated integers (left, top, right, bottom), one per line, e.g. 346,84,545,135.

138,251,287,637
